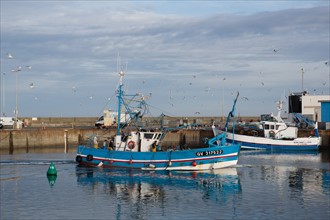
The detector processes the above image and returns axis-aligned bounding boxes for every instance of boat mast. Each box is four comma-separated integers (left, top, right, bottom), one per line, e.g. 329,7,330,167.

115,54,124,149
117,70,124,136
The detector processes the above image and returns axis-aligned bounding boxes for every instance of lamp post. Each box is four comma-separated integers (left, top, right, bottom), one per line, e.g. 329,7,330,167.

222,77,226,122
13,67,21,129
1,72,5,117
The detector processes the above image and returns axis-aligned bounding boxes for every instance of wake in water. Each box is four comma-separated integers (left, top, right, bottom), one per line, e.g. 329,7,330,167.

0,159,76,166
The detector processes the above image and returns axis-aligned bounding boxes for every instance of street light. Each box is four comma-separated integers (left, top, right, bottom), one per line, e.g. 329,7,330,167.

12,66,22,129
222,77,226,122
1,72,6,117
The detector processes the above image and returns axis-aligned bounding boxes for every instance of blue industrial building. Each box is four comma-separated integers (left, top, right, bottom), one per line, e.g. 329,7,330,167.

320,100,330,122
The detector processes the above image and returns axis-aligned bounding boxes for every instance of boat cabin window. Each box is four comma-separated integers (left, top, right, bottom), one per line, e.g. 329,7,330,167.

276,125,280,130
264,124,269,130
156,133,162,140
261,114,272,121
270,125,275,130
144,133,154,139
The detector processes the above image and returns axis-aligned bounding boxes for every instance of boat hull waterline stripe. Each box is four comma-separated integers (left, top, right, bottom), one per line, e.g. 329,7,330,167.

227,138,319,150
78,152,238,164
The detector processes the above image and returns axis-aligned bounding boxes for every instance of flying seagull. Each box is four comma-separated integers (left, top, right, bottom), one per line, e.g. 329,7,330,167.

11,66,22,72
6,53,13,59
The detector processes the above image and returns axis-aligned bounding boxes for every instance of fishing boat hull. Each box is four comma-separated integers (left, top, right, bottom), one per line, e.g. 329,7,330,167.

76,144,240,171
223,131,320,151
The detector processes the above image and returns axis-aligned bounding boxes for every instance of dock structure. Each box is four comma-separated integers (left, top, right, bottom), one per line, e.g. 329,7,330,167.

14,116,260,129
0,116,329,154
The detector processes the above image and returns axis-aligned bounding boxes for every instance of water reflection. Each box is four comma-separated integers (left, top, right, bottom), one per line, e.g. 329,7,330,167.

75,167,241,219
239,150,330,200
47,175,57,187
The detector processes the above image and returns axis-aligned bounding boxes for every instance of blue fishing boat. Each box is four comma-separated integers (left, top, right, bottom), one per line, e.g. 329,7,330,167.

76,70,240,170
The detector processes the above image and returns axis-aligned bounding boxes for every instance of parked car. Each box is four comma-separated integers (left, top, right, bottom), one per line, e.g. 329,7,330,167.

0,117,24,129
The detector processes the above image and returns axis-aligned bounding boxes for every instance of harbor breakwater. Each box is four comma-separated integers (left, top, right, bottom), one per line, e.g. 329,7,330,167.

1,116,329,154
0,127,329,154
0,128,214,154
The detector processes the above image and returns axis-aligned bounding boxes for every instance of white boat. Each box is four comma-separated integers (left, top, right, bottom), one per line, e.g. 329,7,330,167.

213,95,320,151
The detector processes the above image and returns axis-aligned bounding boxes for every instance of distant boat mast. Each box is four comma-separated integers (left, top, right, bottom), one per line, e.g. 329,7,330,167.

301,68,304,92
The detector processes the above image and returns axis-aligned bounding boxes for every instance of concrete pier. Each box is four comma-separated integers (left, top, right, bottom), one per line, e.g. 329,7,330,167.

0,116,329,154
0,128,214,154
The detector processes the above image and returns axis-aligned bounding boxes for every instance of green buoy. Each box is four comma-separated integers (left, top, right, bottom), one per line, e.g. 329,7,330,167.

47,162,57,176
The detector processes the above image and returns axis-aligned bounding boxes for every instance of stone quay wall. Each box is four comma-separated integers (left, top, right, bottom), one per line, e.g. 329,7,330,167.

1,116,329,154
0,128,214,155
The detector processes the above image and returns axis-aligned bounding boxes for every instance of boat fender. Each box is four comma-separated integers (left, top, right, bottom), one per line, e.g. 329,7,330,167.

86,154,93,161
269,130,275,138
75,155,82,163
127,141,135,149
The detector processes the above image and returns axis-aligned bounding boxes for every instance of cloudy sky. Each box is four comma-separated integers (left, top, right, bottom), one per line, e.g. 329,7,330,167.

1,1,329,118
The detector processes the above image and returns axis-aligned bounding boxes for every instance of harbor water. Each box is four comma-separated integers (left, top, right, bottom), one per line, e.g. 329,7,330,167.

1,151,329,220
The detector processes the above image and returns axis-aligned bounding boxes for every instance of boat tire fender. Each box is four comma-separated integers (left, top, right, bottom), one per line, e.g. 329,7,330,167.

87,154,93,161
75,155,82,163
127,141,135,149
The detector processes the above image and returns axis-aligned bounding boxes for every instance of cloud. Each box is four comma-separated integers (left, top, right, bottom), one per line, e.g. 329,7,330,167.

1,1,329,117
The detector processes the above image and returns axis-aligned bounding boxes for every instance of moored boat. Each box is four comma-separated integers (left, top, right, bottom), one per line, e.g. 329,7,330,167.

213,95,320,151
76,68,241,170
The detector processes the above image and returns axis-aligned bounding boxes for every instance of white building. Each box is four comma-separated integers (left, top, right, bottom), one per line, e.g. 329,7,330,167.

302,95,330,122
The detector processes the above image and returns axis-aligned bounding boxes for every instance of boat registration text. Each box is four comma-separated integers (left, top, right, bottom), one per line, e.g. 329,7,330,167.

196,150,223,157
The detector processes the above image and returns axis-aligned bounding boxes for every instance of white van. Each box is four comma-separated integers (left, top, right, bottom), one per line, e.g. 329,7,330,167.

0,117,24,129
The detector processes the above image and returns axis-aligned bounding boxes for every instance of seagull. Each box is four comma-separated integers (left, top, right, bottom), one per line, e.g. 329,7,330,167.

26,66,32,69
241,96,249,101
192,75,196,78
194,112,201,114
261,82,264,86
29,83,34,89
6,53,13,59
273,49,279,53
11,66,22,72
325,61,328,65
72,86,77,93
